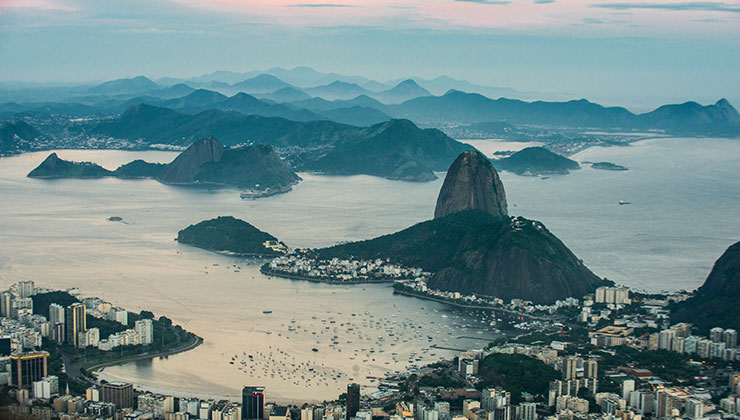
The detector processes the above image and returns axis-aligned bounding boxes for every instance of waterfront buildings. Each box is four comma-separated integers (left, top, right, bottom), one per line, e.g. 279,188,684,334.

135,318,154,346
242,386,265,420
346,383,360,420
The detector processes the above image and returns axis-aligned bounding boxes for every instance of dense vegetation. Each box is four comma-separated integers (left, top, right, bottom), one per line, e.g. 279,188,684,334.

177,216,284,256
31,291,79,318
478,353,560,404
670,293,740,335
416,371,466,389
318,210,606,303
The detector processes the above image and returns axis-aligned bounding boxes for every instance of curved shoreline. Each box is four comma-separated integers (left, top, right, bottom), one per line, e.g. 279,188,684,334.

260,266,400,284
85,334,203,375
393,288,550,321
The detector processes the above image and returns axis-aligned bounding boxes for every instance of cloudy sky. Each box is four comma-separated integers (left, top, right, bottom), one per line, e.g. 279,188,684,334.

0,0,739,109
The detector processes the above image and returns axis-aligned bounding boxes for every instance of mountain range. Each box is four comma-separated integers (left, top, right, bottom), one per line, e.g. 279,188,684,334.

92,104,471,181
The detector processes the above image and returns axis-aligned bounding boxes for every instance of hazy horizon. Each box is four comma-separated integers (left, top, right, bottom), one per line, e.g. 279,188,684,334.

1,0,739,110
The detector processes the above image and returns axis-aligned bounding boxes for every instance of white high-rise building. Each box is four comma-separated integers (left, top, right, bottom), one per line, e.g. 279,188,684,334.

31,375,59,399
17,281,35,298
108,308,128,326
658,330,675,350
49,303,65,326
685,398,703,419
135,319,154,345
723,329,737,348
710,327,724,343
621,380,635,400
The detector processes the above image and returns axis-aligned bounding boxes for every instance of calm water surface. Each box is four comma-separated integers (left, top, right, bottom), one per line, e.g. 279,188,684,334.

0,137,738,401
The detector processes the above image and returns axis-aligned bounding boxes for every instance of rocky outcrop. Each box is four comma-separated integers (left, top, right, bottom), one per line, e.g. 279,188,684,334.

434,150,507,220
697,241,740,295
317,210,606,304
27,137,301,194
27,153,112,178
157,136,225,184
671,241,740,333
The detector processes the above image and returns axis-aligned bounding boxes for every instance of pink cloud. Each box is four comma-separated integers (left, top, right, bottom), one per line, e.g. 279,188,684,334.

0,0,75,11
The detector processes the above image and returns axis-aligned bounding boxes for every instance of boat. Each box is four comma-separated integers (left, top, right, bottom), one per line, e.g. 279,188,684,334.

619,200,631,205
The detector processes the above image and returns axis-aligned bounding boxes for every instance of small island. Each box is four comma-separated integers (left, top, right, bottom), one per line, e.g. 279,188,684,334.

492,146,580,176
591,161,629,171
177,216,289,257
27,137,301,197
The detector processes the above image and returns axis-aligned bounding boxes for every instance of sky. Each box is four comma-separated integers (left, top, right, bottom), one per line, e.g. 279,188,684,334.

0,0,739,109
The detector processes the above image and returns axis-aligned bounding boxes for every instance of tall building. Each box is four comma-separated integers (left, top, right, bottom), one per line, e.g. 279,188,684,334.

17,281,35,298
518,403,536,420
242,386,265,420
710,327,724,343
49,303,66,342
685,398,703,419
655,389,673,419
723,329,738,348
65,303,86,348
697,339,712,359
10,351,49,389
585,359,598,379
482,388,497,411
684,336,700,354
658,330,675,350
0,291,12,318
346,383,360,420
562,356,577,380
135,319,154,345
100,382,134,409
621,379,635,400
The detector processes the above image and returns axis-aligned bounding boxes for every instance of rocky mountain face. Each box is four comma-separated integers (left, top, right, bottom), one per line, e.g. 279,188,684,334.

434,150,508,219
158,137,225,184
698,241,740,295
317,210,605,303
671,241,740,333
317,150,604,303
